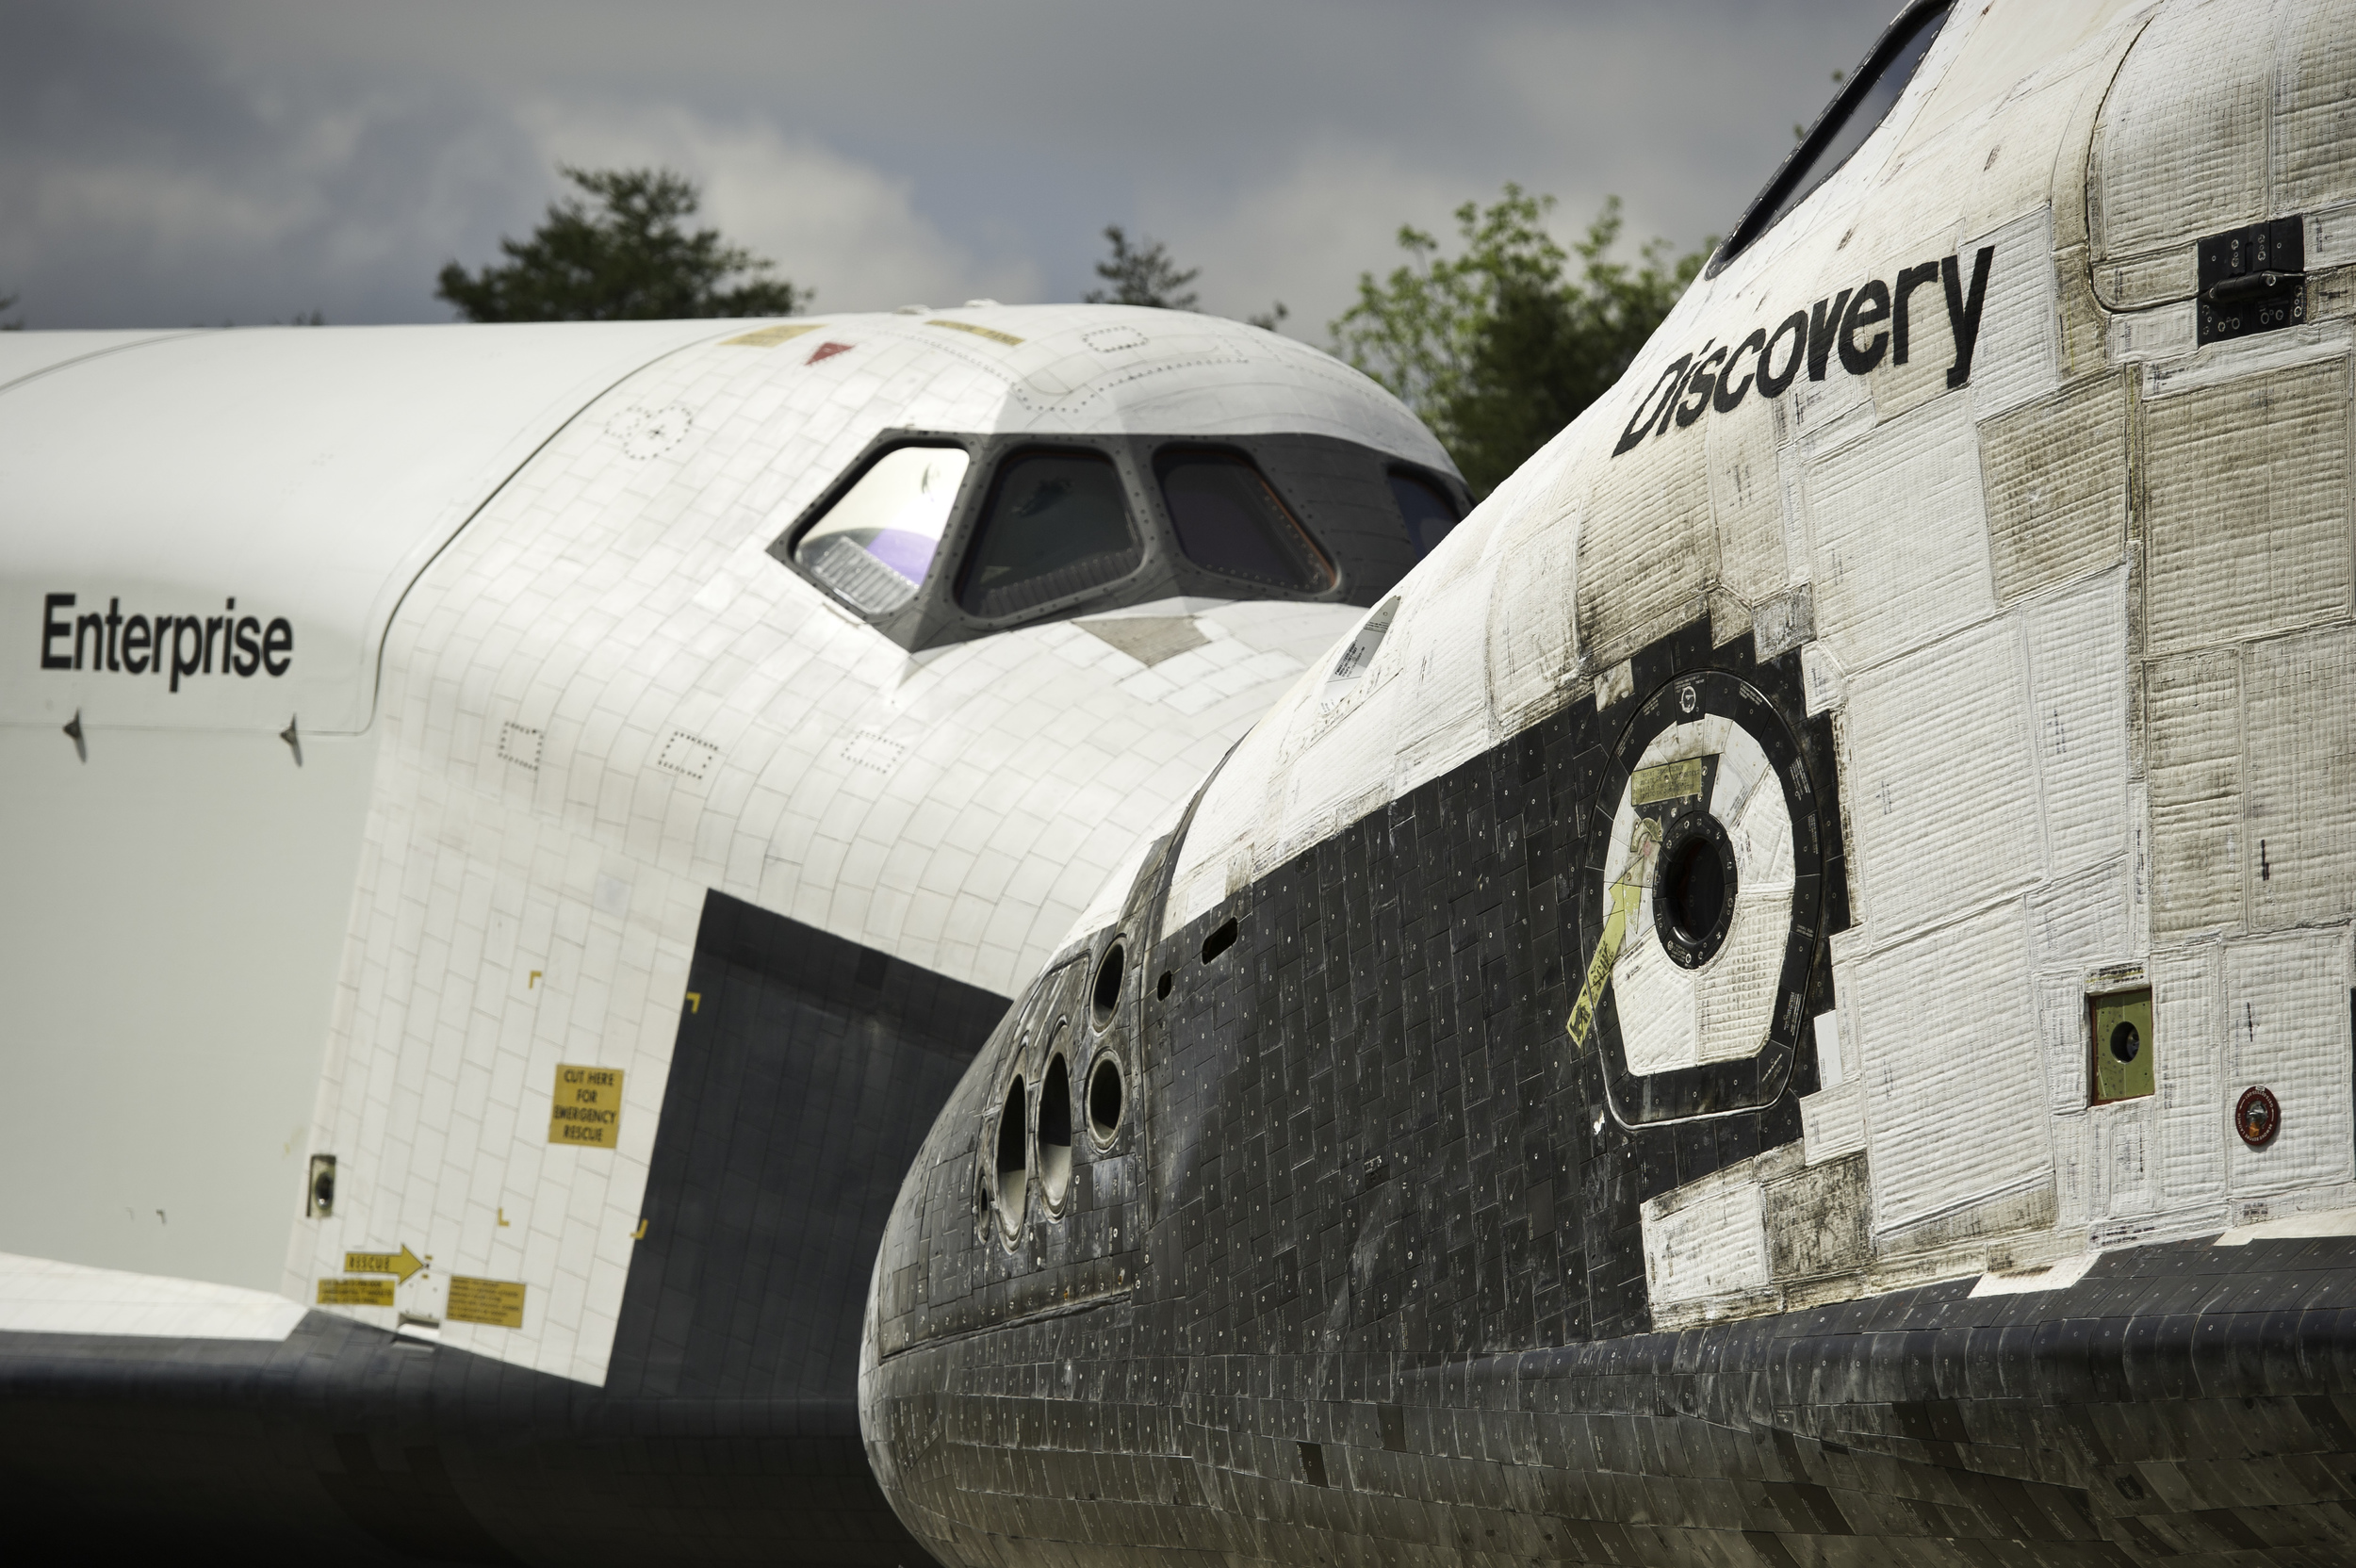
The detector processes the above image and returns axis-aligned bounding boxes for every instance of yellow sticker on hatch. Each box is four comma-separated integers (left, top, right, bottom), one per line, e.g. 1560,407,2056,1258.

447,1277,527,1329
722,322,823,348
549,1065,624,1149
1629,759,1704,807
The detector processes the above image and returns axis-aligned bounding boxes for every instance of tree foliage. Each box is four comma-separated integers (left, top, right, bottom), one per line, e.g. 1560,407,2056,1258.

1083,224,1200,310
437,166,808,322
1331,187,1708,497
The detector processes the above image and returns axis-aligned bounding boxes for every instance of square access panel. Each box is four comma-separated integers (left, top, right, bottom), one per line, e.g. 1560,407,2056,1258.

2089,987,2154,1104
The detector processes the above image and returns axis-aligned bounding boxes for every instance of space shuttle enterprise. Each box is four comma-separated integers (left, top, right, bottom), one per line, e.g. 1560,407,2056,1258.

0,305,1465,1560
863,1,2356,1563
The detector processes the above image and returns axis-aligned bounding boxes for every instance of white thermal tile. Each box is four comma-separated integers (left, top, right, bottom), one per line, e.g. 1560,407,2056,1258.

1706,391,1787,608
1965,207,2062,421
2144,355,2352,656
1808,394,1996,674
2224,927,2356,1199
2155,942,2227,1215
1800,1083,1866,1165
1857,903,2049,1235
2037,977,2092,1121
1390,543,1503,798
1846,619,2040,939
1978,374,2128,602
2029,859,2132,977
2090,0,2273,263
2144,649,2244,941
1640,1174,1770,1306
2022,569,2129,877
1575,409,1712,666
2276,0,2356,216
2245,626,2356,932
2094,1098,2158,1221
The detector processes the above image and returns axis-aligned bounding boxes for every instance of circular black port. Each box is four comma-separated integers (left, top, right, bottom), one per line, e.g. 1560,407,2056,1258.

2108,1021,2141,1064
1092,939,1126,1028
1088,1054,1124,1144
992,1075,1028,1237
1039,1055,1072,1208
1156,971,1173,1001
1652,808,1739,969
312,1168,335,1214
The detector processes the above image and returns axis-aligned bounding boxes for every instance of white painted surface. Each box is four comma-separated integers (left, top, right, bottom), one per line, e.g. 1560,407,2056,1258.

0,726,377,1288
0,1250,307,1340
0,320,736,735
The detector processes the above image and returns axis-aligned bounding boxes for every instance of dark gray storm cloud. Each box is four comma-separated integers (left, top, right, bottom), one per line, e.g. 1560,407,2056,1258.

1,0,1900,331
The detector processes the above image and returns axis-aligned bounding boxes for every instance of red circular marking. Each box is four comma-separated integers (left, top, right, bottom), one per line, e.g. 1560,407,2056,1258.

2234,1086,2281,1149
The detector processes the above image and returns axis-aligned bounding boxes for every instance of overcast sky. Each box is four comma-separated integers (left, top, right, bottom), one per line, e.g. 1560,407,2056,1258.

3,0,1901,335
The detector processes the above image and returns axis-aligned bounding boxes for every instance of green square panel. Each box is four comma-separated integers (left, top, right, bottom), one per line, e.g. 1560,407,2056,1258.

2091,987,2154,1103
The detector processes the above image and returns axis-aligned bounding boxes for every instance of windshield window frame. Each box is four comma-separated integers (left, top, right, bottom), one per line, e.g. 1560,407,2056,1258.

1707,0,1954,278
788,441,973,616
1153,445,1337,595
767,427,1465,653
955,445,1148,621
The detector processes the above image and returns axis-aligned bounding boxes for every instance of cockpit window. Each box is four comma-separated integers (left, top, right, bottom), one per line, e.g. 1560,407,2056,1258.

957,449,1142,619
794,445,969,615
1157,450,1333,592
1388,469,1461,559
1711,0,1951,273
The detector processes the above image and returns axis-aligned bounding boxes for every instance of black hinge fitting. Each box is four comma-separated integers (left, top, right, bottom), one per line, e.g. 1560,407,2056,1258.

2198,217,2307,345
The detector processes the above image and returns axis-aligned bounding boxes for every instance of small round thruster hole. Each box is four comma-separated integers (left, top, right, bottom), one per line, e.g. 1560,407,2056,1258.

992,1075,1029,1238
1091,939,1126,1029
2108,1021,2141,1064
2234,1086,2281,1149
1088,1054,1124,1145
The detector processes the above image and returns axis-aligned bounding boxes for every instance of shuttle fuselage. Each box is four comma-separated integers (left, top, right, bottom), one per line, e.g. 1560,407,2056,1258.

863,4,2356,1563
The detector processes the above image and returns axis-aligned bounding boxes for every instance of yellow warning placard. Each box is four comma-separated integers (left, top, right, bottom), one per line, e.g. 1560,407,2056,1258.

548,1064,624,1149
344,1245,424,1281
318,1278,395,1307
448,1276,527,1329
721,321,822,349
1630,759,1704,807
926,318,1023,346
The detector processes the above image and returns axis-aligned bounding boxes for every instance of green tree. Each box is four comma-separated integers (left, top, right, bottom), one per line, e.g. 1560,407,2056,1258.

437,166,808,322
1084,224,1199,310
1331,187,1709,497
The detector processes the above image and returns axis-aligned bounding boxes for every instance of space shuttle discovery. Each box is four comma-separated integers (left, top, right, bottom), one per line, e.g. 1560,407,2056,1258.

0,306,1464,1560
865,1,2356,1562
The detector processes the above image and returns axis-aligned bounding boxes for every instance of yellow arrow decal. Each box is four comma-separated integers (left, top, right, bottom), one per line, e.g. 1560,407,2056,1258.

344,1244,427,1282
1566,815,1662,1050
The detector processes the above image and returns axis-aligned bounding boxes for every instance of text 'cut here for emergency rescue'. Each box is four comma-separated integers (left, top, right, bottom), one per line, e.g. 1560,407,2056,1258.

548,1065,625,1149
